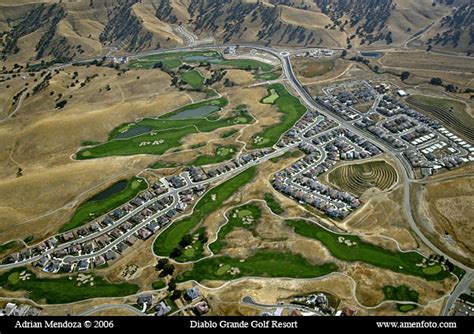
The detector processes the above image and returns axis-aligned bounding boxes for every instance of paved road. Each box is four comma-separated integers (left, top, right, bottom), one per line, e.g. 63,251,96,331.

1,43,471,312
442,271,474,315
78,304,145,316
241,296,323,315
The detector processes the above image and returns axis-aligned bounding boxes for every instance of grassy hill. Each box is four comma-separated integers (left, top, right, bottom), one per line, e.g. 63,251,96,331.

0,0,468,67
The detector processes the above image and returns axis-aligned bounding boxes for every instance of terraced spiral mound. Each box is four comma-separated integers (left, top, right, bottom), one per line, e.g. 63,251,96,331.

327,160,398,196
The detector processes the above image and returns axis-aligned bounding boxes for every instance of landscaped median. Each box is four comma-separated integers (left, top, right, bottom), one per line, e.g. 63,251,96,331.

0,268,139,304
252,83,307,148
60,176,148,232
286,219,455,281
153,167,257,262
175,251,338,283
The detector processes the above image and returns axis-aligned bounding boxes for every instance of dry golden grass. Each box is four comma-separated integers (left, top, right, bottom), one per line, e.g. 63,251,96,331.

379,51,474,74
348,262,455,313
413,165,474,264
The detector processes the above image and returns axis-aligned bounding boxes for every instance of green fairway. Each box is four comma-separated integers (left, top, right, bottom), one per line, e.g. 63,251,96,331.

176,251,338,282
255,71,282,81
189,145,237,166
422,264,443,275
252,84,306,148
128,50,222,69
0,268,139,304
218,59,273,72
209,203,261,254
153,167,256,261
60,177,147,232
383,285,419,313
0,241,18,255
180,69,205,90
151,280,166,290
286,219,452,281
221,129,239,138
76,99,254,160
398,304,417,312
162,59,182,69
153,167,255,260
263,192,284,214
262,89,279,104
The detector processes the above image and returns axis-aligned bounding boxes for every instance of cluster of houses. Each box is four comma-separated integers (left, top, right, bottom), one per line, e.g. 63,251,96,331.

272,124,381,218
136,286,209,316
203,148,274,178
4,178,204,273
0,303,41,316
316,96,360,121
318,80,472,178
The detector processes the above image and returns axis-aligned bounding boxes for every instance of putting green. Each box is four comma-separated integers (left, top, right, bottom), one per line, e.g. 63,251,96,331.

422,265,443,275
8,272,20,285
237,209,252,218
216,264,231,276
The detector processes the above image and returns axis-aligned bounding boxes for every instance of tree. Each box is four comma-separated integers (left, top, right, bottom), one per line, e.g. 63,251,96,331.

170,247,182,258
179,234,193,248
168,279,177,291
159,263,175,277
430,77,443,86
401,71,410,81
156,258,169,271
153,61,163,69
170,290,182,300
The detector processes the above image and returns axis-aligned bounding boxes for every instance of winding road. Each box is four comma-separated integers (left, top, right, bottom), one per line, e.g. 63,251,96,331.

1,42,471,315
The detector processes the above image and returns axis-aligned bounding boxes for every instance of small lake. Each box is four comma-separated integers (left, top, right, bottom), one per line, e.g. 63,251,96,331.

182,55,221,62
168,105,221,120
360,52,382,58
115,125,154,139
88,180,127,202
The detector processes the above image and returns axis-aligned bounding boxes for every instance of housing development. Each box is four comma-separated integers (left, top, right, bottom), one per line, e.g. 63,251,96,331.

0,0,472,322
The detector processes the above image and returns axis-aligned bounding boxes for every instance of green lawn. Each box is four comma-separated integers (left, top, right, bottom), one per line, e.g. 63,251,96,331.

76,99,254,160
221,129,239,138
209,203,261,254
262,89,279,104
0,241,18,255
218,59,273,72
255,71,282,81
398,304,417,312
162,59,182,69
189,145,237,166
263,193,284,214
60,177,148,232
286,219,452,281
180,70,205,90
383,285,419,313
252,84,307,148
151,279,166,290
0,268,139,304
176,251,338,282
153,167,256,261
128,50,222,69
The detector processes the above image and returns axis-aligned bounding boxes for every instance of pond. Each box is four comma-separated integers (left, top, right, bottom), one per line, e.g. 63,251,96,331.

168,105,221,120
88,180,128,202
182,55,222,62
360,52,382,58
115,125,154,139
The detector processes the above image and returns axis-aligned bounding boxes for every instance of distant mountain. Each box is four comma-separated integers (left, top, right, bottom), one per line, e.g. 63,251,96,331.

0,0,471,66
